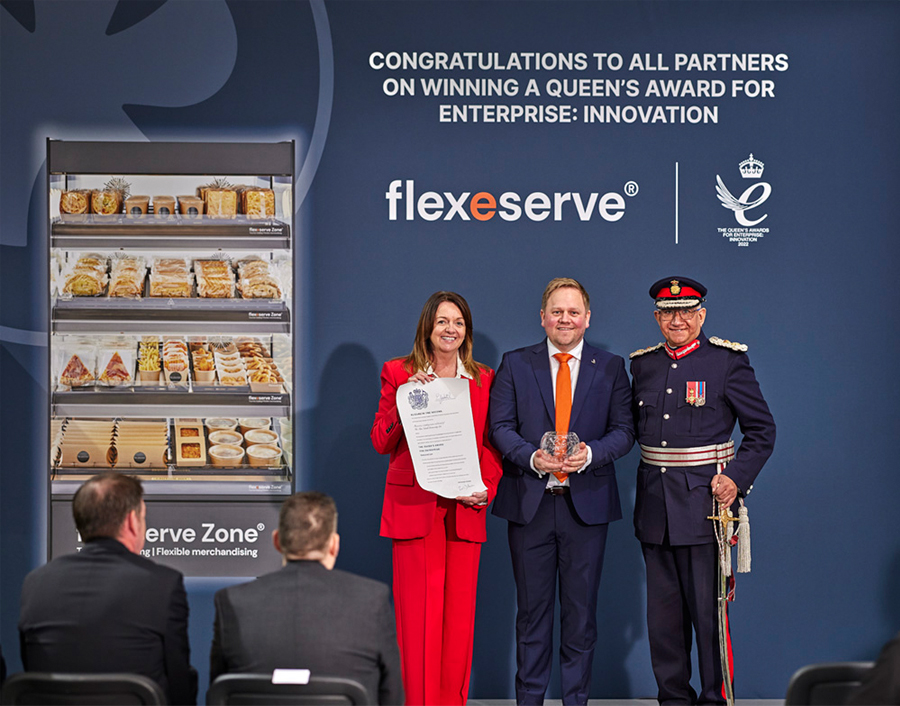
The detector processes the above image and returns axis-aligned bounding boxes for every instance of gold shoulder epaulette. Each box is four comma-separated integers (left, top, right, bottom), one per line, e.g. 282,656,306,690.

630,342,665,359
709,336,748,352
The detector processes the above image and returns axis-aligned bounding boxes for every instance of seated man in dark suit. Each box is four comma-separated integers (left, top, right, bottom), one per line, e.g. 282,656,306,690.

847,630,900,705
19,473,196,705
210,491,404,706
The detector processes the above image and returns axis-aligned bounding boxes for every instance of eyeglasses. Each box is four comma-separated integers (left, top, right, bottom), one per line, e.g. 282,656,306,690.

657,308,702,322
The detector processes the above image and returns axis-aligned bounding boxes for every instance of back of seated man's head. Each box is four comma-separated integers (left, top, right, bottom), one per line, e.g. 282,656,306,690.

72,473,144,549
275,491,339,567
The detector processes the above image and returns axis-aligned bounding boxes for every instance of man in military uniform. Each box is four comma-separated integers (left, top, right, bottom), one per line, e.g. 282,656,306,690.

630,277,775,705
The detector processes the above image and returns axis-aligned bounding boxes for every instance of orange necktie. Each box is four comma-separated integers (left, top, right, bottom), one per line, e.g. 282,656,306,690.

553,353,573,482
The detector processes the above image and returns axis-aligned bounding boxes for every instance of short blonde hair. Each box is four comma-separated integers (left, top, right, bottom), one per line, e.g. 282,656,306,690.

541,278,590,311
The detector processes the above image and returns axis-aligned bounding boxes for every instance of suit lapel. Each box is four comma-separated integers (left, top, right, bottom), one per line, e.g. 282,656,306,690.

570,343,598,428
529,342,556,423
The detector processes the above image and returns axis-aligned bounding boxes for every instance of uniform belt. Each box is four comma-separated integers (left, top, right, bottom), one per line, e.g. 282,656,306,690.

639,440,735,468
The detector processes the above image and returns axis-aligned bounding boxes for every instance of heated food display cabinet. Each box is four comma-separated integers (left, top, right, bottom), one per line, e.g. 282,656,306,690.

48,140,295,576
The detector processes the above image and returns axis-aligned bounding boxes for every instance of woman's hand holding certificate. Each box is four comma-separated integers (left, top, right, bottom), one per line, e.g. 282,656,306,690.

396,378,487,499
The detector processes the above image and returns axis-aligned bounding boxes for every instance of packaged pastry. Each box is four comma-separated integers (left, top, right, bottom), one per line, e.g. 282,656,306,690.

192,346,216,383
152,196,176,217
124,195,150,217
163,338,190,383
91,190,122,215
214,347,247,387
149,258,192,298
248,366,283,388
59,350,95,387
62,254,108,297
58,419,116,467
149,276,192,298
205,189,238,218
236,259,282,299
153,258,191,275
163,338,188,355
60,190,91,215
177,195,204,217
237,338,269,358
97,348,134,386
195,259,235,299
210,340,237,355
108,256,146,298
115,419,168,468
218,370,248,387
241,187,275,218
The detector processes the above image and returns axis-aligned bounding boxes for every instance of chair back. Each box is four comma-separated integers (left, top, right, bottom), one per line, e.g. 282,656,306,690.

0,672,166,705
784,661,875,705
206,674,370,705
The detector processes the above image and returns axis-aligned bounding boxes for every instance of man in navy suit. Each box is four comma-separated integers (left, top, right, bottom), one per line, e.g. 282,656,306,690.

489,277,634,705
630,277,775,705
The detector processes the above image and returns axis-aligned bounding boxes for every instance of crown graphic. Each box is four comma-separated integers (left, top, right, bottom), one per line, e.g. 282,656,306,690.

739,153,765,179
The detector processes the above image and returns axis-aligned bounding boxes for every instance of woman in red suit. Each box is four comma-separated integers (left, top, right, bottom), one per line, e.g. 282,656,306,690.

371,291,503,706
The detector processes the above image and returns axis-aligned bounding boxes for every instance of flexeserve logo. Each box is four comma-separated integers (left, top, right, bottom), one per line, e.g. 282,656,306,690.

385,179,640,223
715,153,772,246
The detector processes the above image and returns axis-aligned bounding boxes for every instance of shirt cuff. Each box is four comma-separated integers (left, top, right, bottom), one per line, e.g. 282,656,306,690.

577,445,593,472
529,450,546,477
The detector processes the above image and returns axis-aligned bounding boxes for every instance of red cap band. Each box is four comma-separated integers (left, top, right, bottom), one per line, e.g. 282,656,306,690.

657,285,702,299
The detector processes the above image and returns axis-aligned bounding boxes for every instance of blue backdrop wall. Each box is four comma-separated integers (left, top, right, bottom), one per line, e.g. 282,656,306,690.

2,0,899,699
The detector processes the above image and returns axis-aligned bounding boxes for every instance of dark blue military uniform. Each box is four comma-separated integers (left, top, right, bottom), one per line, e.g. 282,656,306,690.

631,330,775,705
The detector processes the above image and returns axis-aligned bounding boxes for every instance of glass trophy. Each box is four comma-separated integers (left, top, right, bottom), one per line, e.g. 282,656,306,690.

540,431,580,459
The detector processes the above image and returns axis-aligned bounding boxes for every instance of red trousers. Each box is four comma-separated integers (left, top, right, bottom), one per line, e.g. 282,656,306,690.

392,497,482,706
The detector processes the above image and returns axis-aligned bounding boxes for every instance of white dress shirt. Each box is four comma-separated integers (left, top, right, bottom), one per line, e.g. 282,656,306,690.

532,339,592,487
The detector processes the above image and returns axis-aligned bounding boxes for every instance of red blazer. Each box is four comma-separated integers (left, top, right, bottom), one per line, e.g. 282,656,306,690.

371,358,503,542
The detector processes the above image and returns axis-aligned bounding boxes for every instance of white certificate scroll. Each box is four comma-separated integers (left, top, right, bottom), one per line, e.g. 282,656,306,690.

396,378,487,499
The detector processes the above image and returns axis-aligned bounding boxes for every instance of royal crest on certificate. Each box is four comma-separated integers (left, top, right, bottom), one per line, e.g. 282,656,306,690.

396,378,487,498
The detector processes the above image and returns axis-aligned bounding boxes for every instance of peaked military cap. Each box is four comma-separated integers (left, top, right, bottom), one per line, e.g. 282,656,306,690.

649,276,707,309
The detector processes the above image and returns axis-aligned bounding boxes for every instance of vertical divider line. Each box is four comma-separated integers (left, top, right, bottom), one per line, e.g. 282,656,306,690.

675,161,680,245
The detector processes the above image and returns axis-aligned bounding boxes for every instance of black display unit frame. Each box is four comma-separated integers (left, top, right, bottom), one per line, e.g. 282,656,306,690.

46,140,296,577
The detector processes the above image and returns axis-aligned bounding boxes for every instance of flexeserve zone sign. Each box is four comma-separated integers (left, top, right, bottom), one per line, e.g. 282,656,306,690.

385,179,640,223
52,500,283,576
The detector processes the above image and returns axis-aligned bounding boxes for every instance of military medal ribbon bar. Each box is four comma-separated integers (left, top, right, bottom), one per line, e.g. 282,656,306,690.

686,380,706,406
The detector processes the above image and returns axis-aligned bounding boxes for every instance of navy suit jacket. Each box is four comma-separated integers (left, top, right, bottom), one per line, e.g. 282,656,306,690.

489,340,635,526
